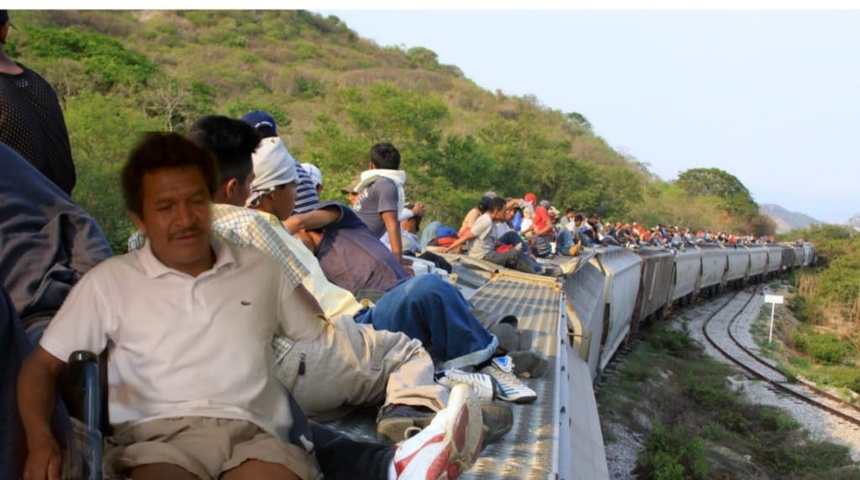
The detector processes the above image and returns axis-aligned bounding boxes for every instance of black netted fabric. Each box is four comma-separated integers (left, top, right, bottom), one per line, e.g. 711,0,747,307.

0,63,76,194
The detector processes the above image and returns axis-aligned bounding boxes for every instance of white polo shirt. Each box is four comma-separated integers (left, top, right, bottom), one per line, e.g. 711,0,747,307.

40,237,325,438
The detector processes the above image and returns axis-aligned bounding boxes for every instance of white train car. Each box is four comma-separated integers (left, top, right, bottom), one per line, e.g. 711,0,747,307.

746,244,768,282
699,243,728,295
764,244,783,278
669,247,702,305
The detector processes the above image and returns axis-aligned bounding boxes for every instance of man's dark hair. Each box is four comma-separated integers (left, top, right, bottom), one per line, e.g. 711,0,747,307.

121,132,218,217
566,208,575,215
477,196,493,213
187,115,261,188
574,213,584,223
489,197,507,212
369,142,401,169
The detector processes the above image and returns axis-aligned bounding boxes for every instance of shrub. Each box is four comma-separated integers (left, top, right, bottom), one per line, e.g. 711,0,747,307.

21,26,157,91
636,423,708,480
792,330,854,365
758,407,800,432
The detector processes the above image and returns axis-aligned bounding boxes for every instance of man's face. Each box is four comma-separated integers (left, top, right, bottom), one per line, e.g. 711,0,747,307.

268,182,297,220
490,209,507,222
348,192,360,206
131,166,213,277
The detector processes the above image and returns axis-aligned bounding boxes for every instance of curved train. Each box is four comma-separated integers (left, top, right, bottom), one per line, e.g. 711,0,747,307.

564,241,817,380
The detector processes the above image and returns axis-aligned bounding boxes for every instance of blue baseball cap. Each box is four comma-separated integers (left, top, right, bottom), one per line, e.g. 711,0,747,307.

241,111,277,137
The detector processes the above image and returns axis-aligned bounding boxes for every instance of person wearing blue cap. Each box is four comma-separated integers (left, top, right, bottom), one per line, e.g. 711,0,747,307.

241,111,321,215
0,10,77,195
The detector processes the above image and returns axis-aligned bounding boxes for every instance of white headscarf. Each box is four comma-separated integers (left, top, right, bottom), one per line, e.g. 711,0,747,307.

247,137,298,208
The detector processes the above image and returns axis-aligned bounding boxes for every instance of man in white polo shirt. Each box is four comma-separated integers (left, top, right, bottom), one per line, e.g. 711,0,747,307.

18,132,322,480
17,131,483,480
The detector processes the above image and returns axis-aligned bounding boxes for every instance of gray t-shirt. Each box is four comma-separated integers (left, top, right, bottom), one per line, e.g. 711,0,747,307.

354,177,399,237
467,213,496,259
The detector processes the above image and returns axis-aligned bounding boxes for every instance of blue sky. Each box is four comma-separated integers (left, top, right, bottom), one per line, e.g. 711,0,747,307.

315,10,859,224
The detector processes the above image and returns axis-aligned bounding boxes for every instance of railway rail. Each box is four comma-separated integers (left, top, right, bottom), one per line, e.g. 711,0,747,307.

701,289,860,428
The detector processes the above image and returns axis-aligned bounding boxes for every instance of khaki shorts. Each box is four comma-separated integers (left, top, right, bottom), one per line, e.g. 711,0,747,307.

104,417,320,480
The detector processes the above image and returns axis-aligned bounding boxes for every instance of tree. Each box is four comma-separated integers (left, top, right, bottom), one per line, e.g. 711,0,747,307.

141,76,193,131
675,168,759,220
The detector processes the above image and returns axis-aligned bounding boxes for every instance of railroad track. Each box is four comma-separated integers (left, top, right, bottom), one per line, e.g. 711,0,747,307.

701,288,860,428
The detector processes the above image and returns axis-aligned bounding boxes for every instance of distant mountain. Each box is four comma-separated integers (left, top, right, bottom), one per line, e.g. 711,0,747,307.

848,214,860,231
760,204,824,233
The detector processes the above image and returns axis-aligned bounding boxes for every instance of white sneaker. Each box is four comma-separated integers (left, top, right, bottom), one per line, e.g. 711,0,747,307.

480,356,537,404
393,384,483,480
435,369,495,403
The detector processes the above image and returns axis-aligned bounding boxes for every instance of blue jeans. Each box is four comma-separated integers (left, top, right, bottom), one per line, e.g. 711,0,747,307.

556,228,577,255
483,249,543,274
354,275,498,370
497,231,531,254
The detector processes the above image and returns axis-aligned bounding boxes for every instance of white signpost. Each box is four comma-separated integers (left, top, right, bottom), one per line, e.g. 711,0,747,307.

764,294,784,344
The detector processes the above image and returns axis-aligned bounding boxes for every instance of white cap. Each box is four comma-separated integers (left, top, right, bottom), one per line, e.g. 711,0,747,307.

247,137,298,207
301,162,322,188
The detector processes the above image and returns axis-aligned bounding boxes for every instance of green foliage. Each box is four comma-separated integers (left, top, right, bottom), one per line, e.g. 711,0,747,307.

791,330,854,365
647,327,695,357
636,423,709,480
295,76,325,99
758,407,800,431
64,92,162,251
675,167,759,222
754,440,852,475
685,376,737,411
20,26,157,91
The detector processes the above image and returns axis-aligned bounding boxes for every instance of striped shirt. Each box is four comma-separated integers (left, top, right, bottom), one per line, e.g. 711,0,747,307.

293,164,320,215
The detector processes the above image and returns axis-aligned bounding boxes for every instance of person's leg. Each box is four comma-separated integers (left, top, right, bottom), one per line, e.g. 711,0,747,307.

220,460,299,480
311,423,393,480
356,276,498,369
275,318,448,419
128,464,199,480
555,228,574,255
485,250,541,274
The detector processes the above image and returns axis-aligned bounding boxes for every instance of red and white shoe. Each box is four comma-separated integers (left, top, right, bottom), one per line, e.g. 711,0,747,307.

393,384,483,480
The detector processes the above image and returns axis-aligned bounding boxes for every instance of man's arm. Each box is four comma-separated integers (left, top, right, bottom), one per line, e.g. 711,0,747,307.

283,205,342,234
535,221,554,237
18,346,67,480
443,229,477,253
380,210,402,262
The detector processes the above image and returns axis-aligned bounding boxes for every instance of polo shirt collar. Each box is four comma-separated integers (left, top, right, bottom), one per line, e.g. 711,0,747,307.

138,236,237,279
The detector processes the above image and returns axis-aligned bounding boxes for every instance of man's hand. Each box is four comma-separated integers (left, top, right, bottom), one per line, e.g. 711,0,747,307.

411,202,426,218
23,434,63,480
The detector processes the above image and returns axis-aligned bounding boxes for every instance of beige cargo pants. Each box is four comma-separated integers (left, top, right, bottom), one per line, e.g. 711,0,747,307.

271,313,448,422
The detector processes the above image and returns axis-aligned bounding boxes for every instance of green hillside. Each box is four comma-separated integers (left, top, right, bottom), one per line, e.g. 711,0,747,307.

9,10,766,250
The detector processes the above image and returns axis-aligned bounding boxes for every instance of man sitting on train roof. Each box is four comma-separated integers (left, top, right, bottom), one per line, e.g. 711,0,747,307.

22,131,485,480
443,197,563,277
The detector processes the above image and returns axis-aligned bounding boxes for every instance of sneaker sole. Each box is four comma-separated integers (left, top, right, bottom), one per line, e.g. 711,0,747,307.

428,385,483,479
378,415,435,444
